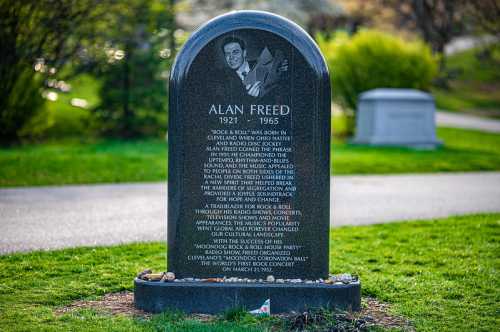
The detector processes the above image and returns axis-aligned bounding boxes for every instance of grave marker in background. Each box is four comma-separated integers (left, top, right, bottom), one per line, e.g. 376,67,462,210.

353,89,442,149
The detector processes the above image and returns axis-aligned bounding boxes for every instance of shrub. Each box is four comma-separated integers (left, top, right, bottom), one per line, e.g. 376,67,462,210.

93,50,169,138
0,68,45,145
317,30,438,111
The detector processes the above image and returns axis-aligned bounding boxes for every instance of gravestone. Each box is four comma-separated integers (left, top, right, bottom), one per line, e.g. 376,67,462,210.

135,10,360,314
352,88,442,149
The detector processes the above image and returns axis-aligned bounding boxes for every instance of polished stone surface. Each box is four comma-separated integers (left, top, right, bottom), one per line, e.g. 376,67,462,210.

168,11,330,279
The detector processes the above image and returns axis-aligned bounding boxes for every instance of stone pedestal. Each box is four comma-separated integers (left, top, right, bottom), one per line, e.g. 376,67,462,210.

134,279,361,314
352,89,442,149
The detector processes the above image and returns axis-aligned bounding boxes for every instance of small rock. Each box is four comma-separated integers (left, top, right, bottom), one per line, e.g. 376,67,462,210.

258,279,263,283
205,278,219,283
137,269,152,279
144,273,164,281
266,275,275,282
290,278,302,283
162,271,175,282
340,274,352,284
276,278,285,283
363,315,374,322
305,280,313,284
185,277,194,282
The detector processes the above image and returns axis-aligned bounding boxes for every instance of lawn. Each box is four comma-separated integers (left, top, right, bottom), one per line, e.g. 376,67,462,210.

0,214,498,331
331,127,500,174
1,127,500,187
0,139,167,186
432,46,500,117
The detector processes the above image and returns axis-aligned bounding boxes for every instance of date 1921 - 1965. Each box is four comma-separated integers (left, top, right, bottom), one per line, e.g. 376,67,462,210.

219,116,279,125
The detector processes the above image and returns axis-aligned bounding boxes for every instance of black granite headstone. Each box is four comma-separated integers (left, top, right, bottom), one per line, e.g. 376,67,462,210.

168,11,330,280
135,11,360,314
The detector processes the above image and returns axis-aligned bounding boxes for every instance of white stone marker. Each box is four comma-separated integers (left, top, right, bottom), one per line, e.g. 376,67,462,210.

352,88,442,149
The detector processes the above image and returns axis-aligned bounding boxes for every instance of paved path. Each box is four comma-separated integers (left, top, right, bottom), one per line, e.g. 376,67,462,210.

444,35,498,55
1,172,500,254
436,111,500,133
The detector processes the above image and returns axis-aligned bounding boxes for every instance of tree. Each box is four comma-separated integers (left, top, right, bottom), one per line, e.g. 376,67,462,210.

403,0,463,54
338,0,467,73
463,0,500,37
0,0,109,144
90,0,174,138
342,0,465,54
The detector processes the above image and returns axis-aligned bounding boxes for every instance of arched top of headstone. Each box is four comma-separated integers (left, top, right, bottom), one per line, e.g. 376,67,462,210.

170,10,329,88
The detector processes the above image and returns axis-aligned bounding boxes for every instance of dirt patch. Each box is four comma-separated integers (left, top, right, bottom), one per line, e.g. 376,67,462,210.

55,291,151,318
356,297,414,331
275,298,414,331
56,292,413,330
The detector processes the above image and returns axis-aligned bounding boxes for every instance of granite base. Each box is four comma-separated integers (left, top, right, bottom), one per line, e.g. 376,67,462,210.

134,278,361,314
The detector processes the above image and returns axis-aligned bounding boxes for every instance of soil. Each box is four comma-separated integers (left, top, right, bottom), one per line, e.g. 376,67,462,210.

55,292,414,331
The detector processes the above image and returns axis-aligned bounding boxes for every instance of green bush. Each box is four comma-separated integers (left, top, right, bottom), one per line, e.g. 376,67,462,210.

0,67,46,145
318,30,438,111
95,50,169,138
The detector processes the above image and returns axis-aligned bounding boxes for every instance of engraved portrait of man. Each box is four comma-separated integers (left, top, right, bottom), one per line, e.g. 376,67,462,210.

221,36,288,99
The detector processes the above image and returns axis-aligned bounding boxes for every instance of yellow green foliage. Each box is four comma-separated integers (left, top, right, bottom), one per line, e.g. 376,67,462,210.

317,30,438,110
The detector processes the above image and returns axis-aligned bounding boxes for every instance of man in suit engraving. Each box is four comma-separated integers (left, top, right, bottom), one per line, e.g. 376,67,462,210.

221,37,288,99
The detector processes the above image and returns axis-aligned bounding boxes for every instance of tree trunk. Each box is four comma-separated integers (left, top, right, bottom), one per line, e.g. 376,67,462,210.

122,44,132,138
168,0,176,58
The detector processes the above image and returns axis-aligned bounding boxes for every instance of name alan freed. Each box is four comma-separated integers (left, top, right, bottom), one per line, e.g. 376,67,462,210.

209,104,290,116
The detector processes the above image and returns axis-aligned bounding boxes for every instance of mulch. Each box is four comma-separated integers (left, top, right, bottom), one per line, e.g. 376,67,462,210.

55,292,414,331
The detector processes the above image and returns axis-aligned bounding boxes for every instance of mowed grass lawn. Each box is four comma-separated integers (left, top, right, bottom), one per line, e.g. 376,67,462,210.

0,214,498,331
1,127,500,187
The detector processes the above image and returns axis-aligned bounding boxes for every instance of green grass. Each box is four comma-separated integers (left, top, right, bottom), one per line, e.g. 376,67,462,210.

1,127,500,187
432,46,500,116
0,214,498,331
331,214,500,331
332,127,500,174
0,139,167,186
